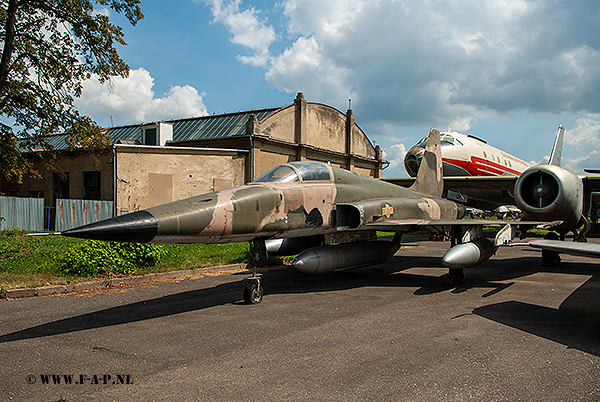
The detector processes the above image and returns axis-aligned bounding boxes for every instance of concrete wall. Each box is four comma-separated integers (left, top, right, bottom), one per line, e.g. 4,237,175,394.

252,93,381,179
260,105,295,143
115,145,246,214
305,104,347,153
1,93,382,214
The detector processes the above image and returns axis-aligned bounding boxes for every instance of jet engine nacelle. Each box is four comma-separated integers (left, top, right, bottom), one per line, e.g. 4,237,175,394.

514,164,583,229
292,240,401,275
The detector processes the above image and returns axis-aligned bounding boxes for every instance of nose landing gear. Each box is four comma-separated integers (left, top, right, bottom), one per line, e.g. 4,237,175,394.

243,239,267,304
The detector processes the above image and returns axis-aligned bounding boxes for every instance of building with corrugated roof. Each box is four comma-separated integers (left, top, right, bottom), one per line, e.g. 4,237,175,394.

1,93,383,223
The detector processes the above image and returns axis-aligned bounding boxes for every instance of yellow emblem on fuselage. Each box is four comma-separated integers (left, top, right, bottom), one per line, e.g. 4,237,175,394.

382,204,394,219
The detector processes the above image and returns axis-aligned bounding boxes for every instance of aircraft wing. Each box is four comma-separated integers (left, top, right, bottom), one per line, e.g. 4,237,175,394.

439,174,600,192
365,219,561,232
387,175,600,195
384,176,518,191
582,175,600,192
512,239,600,258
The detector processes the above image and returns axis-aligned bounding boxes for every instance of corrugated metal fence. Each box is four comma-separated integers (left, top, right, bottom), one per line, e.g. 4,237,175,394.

55,199,114,231
0,196,45,231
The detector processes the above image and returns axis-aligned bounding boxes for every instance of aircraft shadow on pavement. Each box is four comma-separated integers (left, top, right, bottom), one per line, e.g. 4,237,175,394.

0,255,446,344
473,275,600,357
1,254,598,351
462,254,600,357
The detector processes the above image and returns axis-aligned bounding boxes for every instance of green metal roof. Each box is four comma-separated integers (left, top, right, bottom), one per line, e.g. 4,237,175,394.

20,106,285,152
171,108,281,143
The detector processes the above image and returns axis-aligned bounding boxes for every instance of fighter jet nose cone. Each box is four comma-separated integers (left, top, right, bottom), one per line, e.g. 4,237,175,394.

62,211,158,243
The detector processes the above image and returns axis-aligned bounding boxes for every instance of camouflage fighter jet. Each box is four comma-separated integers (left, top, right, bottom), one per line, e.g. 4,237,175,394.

61,129,589,303
59,129,460,301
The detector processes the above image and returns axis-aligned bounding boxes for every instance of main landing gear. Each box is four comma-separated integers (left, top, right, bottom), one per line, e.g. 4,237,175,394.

243,239,266,304
445,226,465,284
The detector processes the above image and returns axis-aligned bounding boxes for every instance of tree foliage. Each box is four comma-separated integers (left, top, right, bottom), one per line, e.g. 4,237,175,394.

0,0,143,183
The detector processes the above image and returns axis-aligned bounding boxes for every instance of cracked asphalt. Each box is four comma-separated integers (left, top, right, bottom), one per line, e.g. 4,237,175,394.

2,236,600,401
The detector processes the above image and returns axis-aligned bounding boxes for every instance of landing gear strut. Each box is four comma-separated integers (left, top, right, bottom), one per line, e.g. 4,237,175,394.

446,225,464,283
243,239,267,304
541,232,561,266
446,268,465,283
243,277,263,304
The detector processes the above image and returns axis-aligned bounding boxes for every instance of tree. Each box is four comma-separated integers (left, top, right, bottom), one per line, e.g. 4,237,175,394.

0,0,143,183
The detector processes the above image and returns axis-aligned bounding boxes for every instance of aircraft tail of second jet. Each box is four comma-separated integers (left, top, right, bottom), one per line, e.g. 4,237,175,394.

409,128,444,198
548,124,565,166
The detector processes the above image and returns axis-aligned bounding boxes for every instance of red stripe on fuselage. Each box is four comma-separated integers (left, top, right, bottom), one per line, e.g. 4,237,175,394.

443,157,523,177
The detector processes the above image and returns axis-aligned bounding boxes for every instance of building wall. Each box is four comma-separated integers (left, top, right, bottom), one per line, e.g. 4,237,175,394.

260,105,295,143
305,104,347,153
251,93,381,180
351,124,376,159
253,142,296,179
115,146,246,214
1,151,114,206
1,93,382,217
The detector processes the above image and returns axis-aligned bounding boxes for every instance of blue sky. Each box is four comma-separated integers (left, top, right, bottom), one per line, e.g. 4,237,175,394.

75,0,600,178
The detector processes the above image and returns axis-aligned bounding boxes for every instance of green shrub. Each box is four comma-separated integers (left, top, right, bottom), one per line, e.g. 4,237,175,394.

57,240,167,277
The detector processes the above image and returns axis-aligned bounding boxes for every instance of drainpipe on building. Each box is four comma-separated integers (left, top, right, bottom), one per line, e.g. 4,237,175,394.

246,114,258,183
112,145,117,217
249,135,254,183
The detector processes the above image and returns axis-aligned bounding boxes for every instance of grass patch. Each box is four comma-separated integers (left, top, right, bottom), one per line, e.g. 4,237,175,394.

0,230,87,289
0,230,252,289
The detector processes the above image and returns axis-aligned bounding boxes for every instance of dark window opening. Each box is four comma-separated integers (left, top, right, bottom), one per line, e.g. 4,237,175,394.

83,171,101,200
52,172,69,205
145,128,157,145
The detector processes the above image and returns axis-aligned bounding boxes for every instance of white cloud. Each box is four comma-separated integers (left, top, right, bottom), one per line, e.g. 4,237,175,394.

381,143,408,178
563,115,600,171
203,0,276,67
203,0,600,131
199,0,600,172
76,68,208,125
265,36,357,106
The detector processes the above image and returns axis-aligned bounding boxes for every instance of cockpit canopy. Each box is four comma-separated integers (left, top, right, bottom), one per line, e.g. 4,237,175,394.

404,133,465,176
414,133,463,148
254,161,332,183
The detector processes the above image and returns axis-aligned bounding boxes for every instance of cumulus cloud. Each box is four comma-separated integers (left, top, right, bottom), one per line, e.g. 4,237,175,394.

203,0,600,130
265,37,357,106
200,0,600,173
563,115,600,172
381,142,408,178
203,0,276,67
76,68,208,125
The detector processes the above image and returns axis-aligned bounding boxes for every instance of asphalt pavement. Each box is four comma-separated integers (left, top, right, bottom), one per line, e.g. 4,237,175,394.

1,235,600,401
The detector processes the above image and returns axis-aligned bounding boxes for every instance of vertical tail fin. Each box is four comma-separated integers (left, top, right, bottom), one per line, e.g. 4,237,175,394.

548,124,564,166
410,128,443,197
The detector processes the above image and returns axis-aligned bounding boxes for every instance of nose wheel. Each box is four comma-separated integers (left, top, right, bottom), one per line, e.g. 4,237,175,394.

244,277,263,304
243,239,267,304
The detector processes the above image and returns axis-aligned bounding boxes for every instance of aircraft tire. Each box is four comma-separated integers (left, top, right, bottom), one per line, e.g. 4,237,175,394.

243,282,263,304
